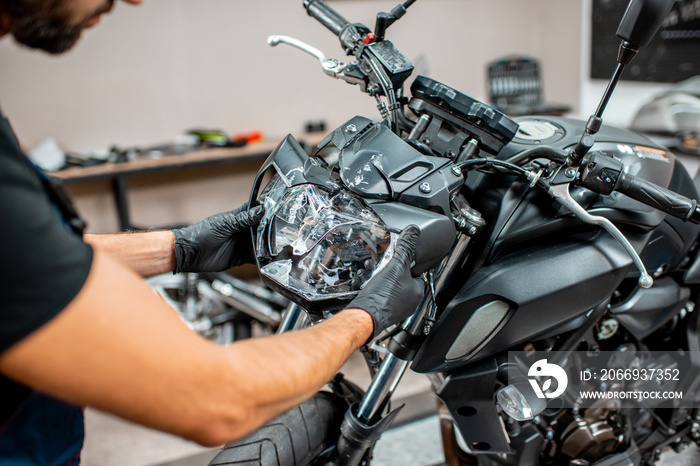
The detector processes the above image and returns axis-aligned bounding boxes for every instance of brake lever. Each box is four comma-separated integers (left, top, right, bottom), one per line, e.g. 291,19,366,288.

547,181,654,289
267,35,364,86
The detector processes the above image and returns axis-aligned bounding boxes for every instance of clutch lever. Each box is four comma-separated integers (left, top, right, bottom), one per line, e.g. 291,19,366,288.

546,179,653,289
267,35,364,86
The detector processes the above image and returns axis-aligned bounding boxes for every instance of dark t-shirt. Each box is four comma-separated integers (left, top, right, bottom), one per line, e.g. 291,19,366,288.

0,108,93,460
0,114,93,355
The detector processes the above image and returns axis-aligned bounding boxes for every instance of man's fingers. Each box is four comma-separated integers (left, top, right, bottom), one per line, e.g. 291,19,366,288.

392,225,420,267
237,205,265,228
217,205,264,232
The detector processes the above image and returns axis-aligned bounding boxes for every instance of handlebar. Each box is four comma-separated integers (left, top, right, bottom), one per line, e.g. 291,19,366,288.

616,172,700,223
577,151,700,224
303,0,350,37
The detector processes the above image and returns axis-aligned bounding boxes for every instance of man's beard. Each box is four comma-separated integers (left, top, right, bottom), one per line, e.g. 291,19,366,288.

11,16,82,55
6,0,115,55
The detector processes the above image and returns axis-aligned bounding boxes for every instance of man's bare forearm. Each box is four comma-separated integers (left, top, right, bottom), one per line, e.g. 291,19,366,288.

85,231,176,276
0,251,374,446
221,308,373,435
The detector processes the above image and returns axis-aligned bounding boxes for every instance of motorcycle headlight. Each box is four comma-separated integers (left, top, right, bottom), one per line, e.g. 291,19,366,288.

255,175,397,310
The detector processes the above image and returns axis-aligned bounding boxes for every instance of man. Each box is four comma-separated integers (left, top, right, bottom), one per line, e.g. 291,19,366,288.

0,0,425,463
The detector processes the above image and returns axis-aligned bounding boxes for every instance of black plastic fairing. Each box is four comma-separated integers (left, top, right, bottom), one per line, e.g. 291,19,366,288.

367,201,456,276
611,277,690,340
249,134,338,207
317,116,374,153
328,119,463,216
249,134,308,204
412,231,635,373
436,358,512,454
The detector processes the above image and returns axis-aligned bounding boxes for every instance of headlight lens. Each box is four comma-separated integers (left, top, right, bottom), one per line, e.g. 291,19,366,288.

256,176,396,303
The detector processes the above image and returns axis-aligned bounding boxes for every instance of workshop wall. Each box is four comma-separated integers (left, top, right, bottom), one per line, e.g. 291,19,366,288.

0,0,583,232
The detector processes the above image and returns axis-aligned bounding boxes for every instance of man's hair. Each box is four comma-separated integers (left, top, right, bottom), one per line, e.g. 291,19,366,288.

4,0,56,19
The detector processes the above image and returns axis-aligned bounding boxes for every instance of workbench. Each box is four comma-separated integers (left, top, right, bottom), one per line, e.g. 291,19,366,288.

50,134,325,231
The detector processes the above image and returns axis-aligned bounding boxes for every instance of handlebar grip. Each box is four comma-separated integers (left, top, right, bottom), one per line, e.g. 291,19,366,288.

617,173,700,223
303,0,350,37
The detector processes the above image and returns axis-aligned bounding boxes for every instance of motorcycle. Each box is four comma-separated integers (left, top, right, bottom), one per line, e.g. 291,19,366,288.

208,0,700,464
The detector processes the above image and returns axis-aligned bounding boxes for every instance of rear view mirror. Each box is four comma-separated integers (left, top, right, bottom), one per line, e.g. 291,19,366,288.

616,0,675,48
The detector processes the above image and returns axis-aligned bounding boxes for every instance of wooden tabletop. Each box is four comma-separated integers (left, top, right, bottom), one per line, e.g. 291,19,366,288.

51,133,327,184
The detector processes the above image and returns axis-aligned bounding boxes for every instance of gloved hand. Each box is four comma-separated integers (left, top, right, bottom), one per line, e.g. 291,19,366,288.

173,204,264,273
348,225,425,340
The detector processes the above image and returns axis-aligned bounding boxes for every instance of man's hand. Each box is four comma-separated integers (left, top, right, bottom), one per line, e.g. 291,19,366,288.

173,204,264,273
348,225,424,340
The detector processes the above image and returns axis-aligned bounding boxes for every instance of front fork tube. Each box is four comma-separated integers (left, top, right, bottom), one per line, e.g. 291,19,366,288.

337,294,433,466
338,233,471,465
276,302,310,333
356,293,432,423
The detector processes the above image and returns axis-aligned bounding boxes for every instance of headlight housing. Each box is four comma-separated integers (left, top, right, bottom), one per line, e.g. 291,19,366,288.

255,175,397,311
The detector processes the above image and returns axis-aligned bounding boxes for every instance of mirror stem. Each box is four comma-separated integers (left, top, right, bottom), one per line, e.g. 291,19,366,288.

568,41,639,166
595,63,623,119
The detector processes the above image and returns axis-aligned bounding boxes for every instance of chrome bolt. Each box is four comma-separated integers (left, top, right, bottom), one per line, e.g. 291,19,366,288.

451,166,462,177
419,182,431,194
345,124,358,134
323,58,339,69
565,168,577,178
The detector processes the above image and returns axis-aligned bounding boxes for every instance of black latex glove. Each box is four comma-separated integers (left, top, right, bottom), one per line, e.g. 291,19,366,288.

173,204,264,273
349,225,425,340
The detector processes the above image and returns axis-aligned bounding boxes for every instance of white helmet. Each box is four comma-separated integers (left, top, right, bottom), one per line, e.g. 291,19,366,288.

631,77,700,153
